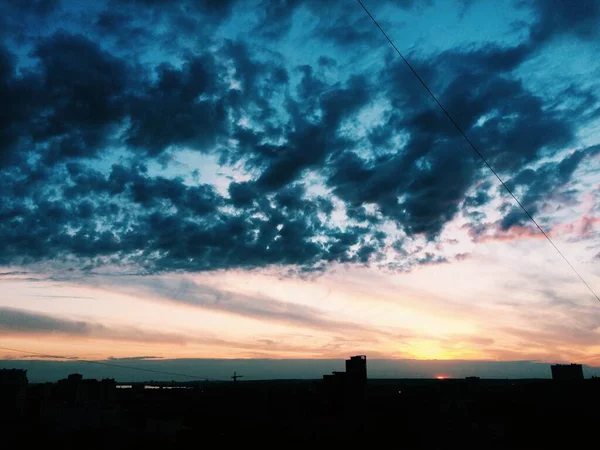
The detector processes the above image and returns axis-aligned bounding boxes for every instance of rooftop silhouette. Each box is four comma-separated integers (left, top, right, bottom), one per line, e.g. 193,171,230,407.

551,363,584,381
2,356,600,447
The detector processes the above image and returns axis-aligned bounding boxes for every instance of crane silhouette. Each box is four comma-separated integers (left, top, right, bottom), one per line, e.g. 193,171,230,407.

231,371,243,383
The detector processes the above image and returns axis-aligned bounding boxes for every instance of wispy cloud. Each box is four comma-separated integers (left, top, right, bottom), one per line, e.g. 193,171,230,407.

0,305,389,359
82,275,404,338
107,356,163,361
20,354,79,360
0,271,30,277
0,307,189,344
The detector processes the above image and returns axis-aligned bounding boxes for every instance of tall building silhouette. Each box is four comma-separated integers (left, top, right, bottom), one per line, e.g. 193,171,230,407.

0,369,28,418
346,355,367,386
57,373,117,406
551,364,584,381
323,355,367,415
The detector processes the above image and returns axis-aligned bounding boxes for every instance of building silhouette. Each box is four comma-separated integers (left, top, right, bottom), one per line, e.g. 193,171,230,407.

551,364,584,381
345,355,367,398
346,355,367,383
57,373,117,406
323,355,367,415
0,369,28,419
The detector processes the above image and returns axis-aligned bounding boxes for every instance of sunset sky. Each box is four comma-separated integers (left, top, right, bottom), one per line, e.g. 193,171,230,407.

1,0,600,375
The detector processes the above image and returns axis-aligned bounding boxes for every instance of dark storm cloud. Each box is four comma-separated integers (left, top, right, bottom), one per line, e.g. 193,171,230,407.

228,181,259,207
499,146,599,230
233,70,372,191
0,0,60,41
391,44,574,171
252,0,431,41
316,15,381,48
0,29,234,162
463,188,491,208
93,10,159,57
465,146,599,239
327,136,480,236
0,45,36,168
118,0,238,20
528,0,600,44
0,157,386,272
35,32,134,163
7,0,60,15
126,53,228,155
320,37,594,236
0,0,597,273
0,32,134,167
89,0,241,62
252,0,333,39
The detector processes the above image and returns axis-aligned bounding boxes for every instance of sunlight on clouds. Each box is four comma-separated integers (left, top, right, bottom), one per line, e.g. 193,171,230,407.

0,0,599,368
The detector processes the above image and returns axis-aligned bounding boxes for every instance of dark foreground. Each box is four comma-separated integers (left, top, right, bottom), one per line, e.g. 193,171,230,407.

2,378,599,449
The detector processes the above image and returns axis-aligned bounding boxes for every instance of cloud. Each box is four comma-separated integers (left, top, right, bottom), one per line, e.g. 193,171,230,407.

0,1,61,42
2,34,133,169
0,0,597,275
528,0,600,44
252,0,433,41
84,275,400,338
465,212,600,244
0,158,392,272
125,52,228,156
466,223,542,243
322,39,589,237
503,324,600,348
0,307,189,344
20,354,79,360
499,147,599,230
315,15,382,48
107,356,163,361
0,303,357,356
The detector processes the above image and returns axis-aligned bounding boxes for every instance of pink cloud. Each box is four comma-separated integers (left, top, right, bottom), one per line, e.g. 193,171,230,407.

466,215,600,244
553,215,600,238
465,223,544,243
454,253,470,261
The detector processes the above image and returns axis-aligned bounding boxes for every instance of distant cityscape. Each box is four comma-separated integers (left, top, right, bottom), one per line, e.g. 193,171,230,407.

2,355,598,447
3,357,599,383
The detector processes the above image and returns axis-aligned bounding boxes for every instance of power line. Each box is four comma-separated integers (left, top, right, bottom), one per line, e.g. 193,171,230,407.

356,0,599,302
0,346,225,382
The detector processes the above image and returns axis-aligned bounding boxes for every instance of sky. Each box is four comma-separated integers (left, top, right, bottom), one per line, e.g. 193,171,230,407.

1,0,600,379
